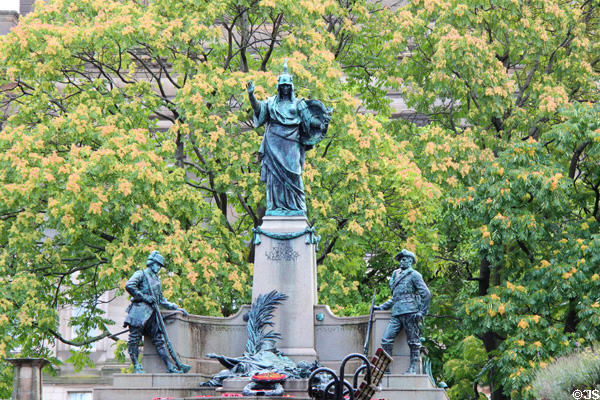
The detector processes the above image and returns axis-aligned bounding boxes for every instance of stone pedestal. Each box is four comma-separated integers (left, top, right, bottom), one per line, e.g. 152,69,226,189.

94,374,216,400
7,358,49,400
219,377,309,395
252,215,317,360
142,309,249,373
0,11,19,36
371,310,420,374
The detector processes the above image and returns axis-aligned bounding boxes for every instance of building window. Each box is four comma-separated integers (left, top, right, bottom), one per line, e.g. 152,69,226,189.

68,392,92,400
71,306,97,352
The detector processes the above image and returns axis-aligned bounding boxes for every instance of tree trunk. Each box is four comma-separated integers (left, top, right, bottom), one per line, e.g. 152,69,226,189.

238,8,249,73
479,257,510,400
564,297,579,333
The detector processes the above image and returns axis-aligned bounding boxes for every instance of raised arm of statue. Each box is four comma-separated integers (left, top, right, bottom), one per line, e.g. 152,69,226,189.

247,81,261,116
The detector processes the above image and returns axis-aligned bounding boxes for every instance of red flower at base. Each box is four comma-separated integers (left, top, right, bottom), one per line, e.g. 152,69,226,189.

251,372,287,383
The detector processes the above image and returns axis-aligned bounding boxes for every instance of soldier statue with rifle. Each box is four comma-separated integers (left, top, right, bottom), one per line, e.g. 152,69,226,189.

374,249,430,374
124,250,190,374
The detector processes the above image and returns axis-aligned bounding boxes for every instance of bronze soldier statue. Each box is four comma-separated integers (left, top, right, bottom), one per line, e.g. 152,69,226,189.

124,250,188,373
374,249,430,374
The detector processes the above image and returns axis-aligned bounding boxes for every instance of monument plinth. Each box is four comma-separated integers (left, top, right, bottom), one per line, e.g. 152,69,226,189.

251,215,318,360
92,61,449,400
7,358,48,400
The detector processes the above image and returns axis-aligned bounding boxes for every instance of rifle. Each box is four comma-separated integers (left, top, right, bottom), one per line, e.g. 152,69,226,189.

143,270,191,373
363,289,377,356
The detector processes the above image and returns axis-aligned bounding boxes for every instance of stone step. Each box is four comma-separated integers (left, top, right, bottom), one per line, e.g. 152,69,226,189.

93,386,215,400
380,388,449,400
216,376,447,399
341,373,438,389
94,386,449,400
219,375,437,392
379,374,437,389
98,374,448,400
111,388,450,400
219,377,308,392
112,373,211,388
171,397,308,400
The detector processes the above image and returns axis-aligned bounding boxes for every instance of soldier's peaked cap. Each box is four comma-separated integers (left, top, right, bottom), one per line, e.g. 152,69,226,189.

395,249,416,264
147,250,165,267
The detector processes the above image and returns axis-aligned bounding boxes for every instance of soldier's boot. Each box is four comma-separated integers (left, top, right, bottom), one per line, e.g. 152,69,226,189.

128,347,144,374
381,344,393,374
157,346,182,374
405,347,420,374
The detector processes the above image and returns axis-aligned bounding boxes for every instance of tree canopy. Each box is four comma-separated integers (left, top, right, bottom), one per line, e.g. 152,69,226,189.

0,0,436,395
386,0,600,397
1,0,599,398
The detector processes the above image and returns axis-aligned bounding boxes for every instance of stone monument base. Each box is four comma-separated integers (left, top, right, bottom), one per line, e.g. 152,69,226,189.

252,215,319,362
95,306,448,400
138,306,429,374
95,373,448,400
93,373,216,400
218,377,309,396
7,358,48,400
218,375,445,397
379,374,449,400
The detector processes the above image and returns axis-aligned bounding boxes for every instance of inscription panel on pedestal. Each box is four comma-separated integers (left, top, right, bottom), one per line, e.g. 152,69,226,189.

266,240,299,261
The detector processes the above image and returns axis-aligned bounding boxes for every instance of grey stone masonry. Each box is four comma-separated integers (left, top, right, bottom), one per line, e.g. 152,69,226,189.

20,0,37,16
94,374,216,400
379,374,450,400
94,373,449,400
7,358,49,400
0,10,18,36
251,215,319,361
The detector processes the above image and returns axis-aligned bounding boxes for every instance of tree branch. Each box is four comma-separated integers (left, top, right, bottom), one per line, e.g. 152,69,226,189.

569,141,590,179
48,327,129,346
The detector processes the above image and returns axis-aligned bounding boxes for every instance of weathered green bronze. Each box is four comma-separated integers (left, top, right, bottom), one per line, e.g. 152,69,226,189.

251,225,320,249
201,291,321,387
374,249,431,374
247,60,332,216
124,250,189,374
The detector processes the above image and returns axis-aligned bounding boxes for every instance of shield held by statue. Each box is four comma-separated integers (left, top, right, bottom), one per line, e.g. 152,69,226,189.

300,99,333,149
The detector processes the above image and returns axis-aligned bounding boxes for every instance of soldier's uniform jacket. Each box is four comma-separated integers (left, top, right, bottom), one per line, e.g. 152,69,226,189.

379,267,431,316
124,268,178,329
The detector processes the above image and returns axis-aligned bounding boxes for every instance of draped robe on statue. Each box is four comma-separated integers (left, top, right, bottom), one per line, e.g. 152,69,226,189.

253,94,312,215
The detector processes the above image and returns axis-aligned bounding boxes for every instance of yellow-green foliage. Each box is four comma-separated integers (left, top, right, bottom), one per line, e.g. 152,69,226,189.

443,336,487,400
1,0,599,397
0,1,437,395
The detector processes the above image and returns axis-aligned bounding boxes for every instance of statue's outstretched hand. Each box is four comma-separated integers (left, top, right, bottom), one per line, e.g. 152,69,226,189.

373,305,382,311
178,307,189,317
246,81,255,94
